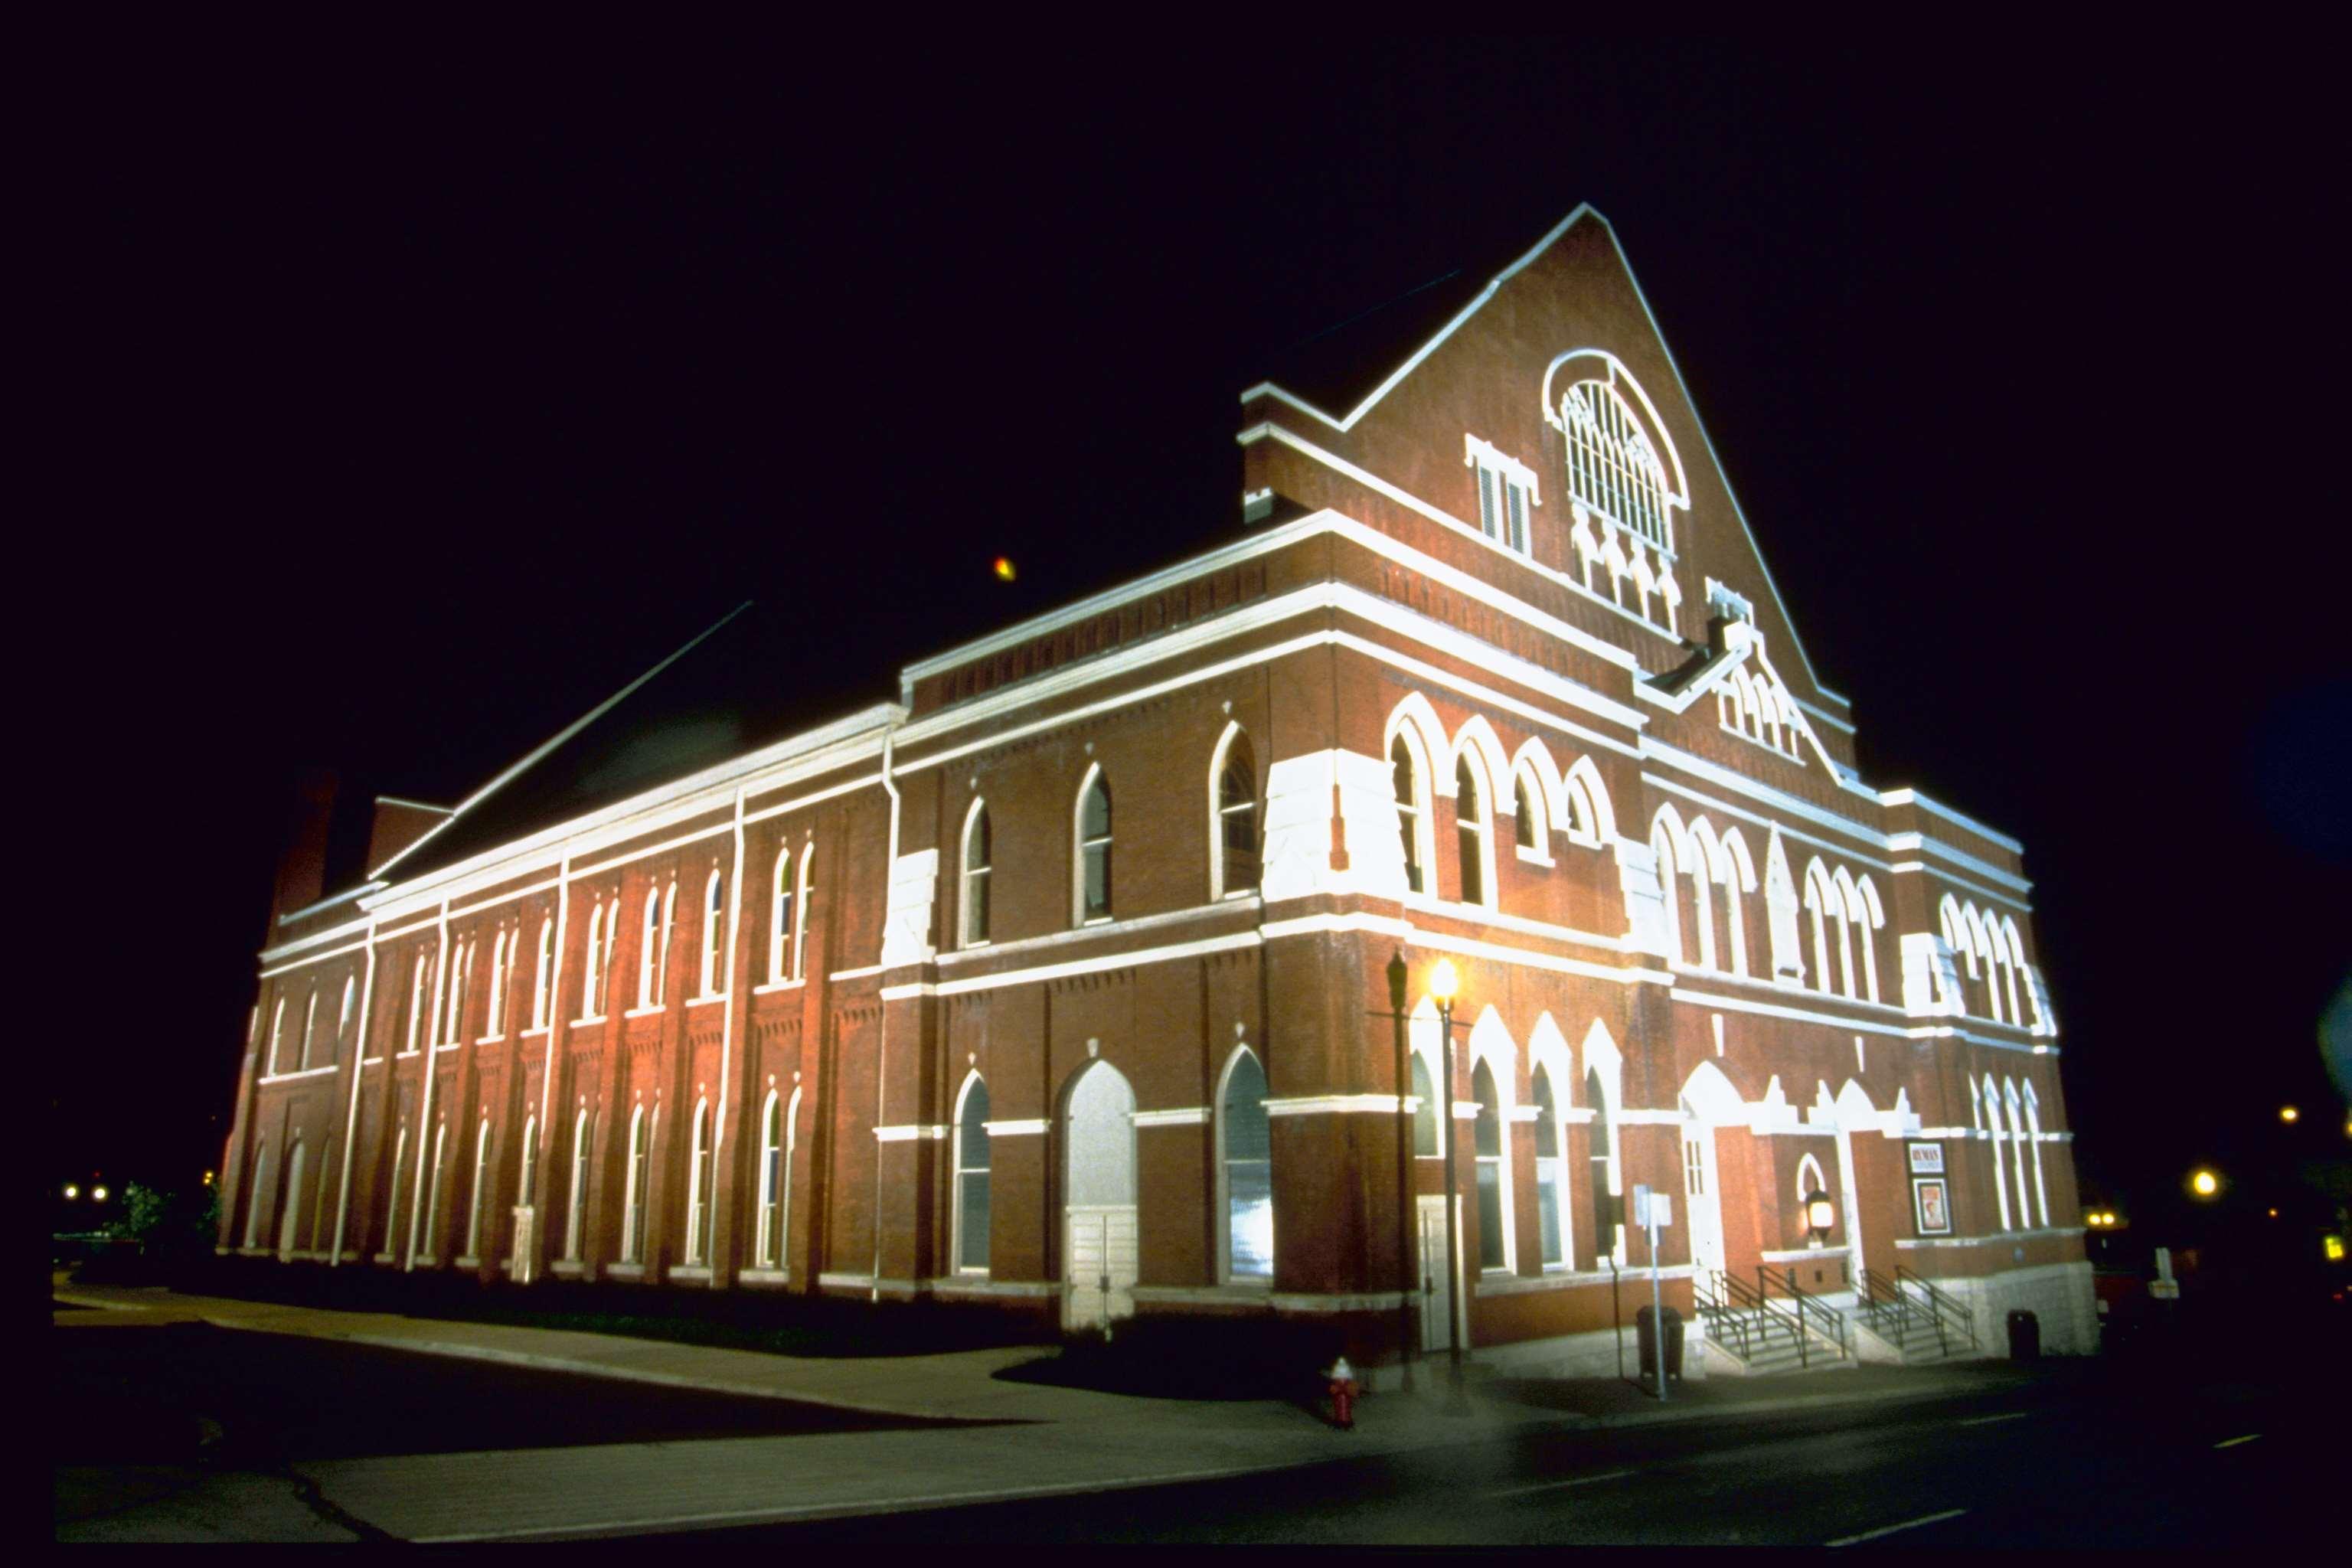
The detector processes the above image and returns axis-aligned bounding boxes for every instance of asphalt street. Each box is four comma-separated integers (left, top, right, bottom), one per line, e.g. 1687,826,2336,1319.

648,1363,2340,1547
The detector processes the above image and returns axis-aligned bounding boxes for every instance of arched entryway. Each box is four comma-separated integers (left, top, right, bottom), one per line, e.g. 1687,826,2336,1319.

1061,1060,1138,1332
1677,1061,1744,1286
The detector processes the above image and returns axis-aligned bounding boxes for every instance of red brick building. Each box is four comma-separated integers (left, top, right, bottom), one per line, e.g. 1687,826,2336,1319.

224,206,2092,1377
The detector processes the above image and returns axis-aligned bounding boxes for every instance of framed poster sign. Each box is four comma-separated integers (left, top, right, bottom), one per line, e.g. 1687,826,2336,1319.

1913,1177,1953,1236
1908,1142,1945,1175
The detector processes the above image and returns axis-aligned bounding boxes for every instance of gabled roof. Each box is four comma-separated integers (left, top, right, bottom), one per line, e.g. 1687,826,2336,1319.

1243,203,1849,711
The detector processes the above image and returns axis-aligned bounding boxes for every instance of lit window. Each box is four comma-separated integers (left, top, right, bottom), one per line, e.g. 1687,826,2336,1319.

1221,1050,1273,1281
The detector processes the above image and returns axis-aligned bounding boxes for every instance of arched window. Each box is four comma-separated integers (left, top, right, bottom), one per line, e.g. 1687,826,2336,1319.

564,1110,590,1261
1455,756,1489,907
622,1107,651,1263
1076,769,1112,922
1392,735,1426,894
2004,1080,2033,1227
953,1077,991,1273
385,1127,407,1256
244,1138,272,1248
1805,864,1834,994
1214,731,1259,899
791,848,813,978
1410,1054,1440,1158
655,883,677,1001
423,1120,448,1256
1532,1065,1567,1269
700,873,726,998
2022,1083,2050,1227
1981,1077,2013,1232
310,1138,334,1253
338,976,355,1057
1514,776,1538,850
961,803,991,947
639,890,662,1008
518,1116,537,1209
769,846,795,982
583,905,606,1021
1586,1065,1621,1268
1471,1060,1509,1272
407,954,428,1050
686,1099,714,1265
466,1117,492,1259
1559,378,1673,553
1650,818,1685,964
531,919,553,1029
1717,831,1755,978
757,1091,791,1269
1795,1153,1828,1210
485,932,508,1035
277,1140,305,1257
1219,1049,1273,1281
268,998,287,1074
299,988,318,1071
443,942,469,1045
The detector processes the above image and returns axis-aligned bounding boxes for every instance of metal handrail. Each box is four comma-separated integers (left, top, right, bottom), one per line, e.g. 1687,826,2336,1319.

1758,1263,1849,1364
1860,1267,1939,1356
1695,1270,1754,1362
1896,1265,1976,1353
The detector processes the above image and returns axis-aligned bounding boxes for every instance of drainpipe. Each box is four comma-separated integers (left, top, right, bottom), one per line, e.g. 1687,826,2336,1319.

407,901,449,1270
871,724,902,1302
328,916,379,1264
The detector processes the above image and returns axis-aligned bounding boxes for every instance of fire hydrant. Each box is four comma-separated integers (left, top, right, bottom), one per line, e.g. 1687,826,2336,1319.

1325,1356,1358,1430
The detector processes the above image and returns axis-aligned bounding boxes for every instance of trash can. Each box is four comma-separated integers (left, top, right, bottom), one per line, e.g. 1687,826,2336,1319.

2006,1308,2040,1361
1637,1305,1684,1380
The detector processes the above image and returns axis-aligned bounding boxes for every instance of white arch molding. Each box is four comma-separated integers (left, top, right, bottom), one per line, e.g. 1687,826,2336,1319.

1061,1060,1138,1331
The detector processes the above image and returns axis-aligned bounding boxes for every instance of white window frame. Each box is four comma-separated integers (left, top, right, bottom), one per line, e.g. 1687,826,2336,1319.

1073,764,1112,925
685,1098,714,1265
423,1120,447,1256
1468,1053,1516,1275
791,850,813,979
518,1115,537,1210
1390,730,1433,897
465,1117,491,1259
1531,1062,1570,1269
700,872,726,998
564,1110,590,1261
1465,433,1538,555
638,890,662,1009
298,989,318,1071
1452,750,1495,910
531,919,553,1030
952,1073,991,1276
769,846,794,982
1215,1045,1274,1285
1209,723,1259,901
582,903,607,1022
622,1106,650,1263
756,1089,794,1269
959,800,991,948
268,998,288,1075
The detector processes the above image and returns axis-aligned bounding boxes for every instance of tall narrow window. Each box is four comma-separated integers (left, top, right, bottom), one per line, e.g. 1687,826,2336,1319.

769,847,795,980
1514,777,1537,850
466,1118,491,1259
583,906,606,1020
338,976,355,1057
2023,1086,2050,1227
311,1139,334,1253
953,1079,991,1273
279,1140,305,1257
1076,772,1112,921
1586,1067,1618,1267
386,1128,407,1256
407,954,427,1050
686,1100,714,1264
565,1111,590,1261
1411,1054,1440,1158
961,804,991,947
639,890,662,1008
1472,1060,1508,1270
423,1121,447,1256
1533,1066,1566,1268
244,1138,270,1248
1217,735,1259,897
1983,1078,2013,1231
622,1108,650,1263
2005,1081,2033,1227
485,931,508,1035
655,883,676,1001
1220,1050,1273,1281
299,989,318,1070
1393,737,1425,894
1468,437,1536,554
792,851,813,978
531,919,553,1029
757,1093,786,1268
269,999,287,1074
700,873,726,998
1455,757,1488,906
518,1116,537,1209
443,942,469,1044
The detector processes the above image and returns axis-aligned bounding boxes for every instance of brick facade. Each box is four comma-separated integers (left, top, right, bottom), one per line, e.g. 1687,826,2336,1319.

222,207,2092,1371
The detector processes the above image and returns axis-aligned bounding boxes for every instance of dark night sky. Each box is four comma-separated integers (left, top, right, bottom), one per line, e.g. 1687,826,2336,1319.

67,42,2345,1233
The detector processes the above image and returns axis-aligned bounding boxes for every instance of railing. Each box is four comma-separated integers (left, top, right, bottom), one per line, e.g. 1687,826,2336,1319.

1860,1268,1943,1358
1896,1265,1979,1354
1700,1269,1811,1368
1757,1264,1849,1366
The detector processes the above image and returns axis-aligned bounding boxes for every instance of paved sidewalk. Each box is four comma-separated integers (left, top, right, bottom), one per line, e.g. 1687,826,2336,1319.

54,1283,2032,1542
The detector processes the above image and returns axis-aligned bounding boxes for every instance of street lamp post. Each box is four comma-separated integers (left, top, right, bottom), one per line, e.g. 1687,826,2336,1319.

1429,959,1471,1416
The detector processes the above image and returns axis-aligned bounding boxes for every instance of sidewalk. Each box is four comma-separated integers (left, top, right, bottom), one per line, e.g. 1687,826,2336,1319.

54,1282,2033,1542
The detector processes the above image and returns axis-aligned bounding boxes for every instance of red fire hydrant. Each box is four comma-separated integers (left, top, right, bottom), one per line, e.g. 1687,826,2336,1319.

1325,1356,1358,1430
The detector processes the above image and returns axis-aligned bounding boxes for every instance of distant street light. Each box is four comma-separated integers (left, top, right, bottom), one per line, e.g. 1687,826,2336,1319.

63,1184,78,1200
2279,1106,2299,1124
92,1185,108,1202
2190,1168,2220,1198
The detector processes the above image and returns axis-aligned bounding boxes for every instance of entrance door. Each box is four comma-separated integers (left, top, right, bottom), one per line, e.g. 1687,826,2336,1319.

1062,1061,1138,1333
1681,1120,1726,1281
1416,1194,1462,1354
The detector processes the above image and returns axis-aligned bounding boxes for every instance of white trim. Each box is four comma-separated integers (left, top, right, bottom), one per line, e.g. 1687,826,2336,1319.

1880,789,2024,855
981,1117,1051,1136
256,1064,340,1086
1129,1108,1209,1129
1263,1094,1402,1116
874,1124,949,1142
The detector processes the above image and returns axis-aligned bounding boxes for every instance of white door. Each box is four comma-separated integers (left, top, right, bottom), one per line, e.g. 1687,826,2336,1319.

1416,1194,1462,1354
1063,1061,1138,1333
1681,1123,1725,1279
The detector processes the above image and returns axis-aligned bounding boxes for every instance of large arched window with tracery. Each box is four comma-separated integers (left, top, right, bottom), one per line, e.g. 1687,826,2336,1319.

1560,379,1672,554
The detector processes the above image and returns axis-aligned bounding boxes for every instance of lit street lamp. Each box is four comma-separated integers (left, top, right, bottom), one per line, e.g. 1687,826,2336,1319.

2190,1168,2220,1199
1428,957,1471,1416
63,1184,79,1200
2279,1106,2299,1124
1804,1189,1836,1246
92,1185,108,1202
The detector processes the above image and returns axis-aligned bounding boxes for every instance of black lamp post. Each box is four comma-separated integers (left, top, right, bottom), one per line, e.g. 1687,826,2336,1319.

1429,957,1470,1416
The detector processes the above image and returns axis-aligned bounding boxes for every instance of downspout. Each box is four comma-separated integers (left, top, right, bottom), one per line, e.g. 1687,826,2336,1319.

871,724,902,1302
407,901,450,1270
328,915,379,1265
